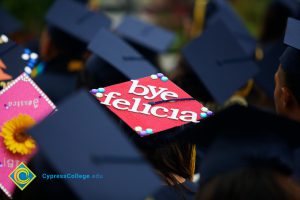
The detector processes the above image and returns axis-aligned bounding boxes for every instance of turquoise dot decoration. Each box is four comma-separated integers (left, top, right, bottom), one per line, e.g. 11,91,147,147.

200,113,208,118
146,128,153,134
161,76,168,82
98,88,105,93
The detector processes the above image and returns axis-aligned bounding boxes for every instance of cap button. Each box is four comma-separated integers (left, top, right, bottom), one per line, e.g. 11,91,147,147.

200,113,208,118
139,131,148,137
90,89,98,94
150,74,158,79
146,128,153,134
201,107,208,112
135,126,143,132
96,93,103,98
161,76,168,82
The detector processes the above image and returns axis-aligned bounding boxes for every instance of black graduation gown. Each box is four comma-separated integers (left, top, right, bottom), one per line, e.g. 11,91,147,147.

152,180,198,200
294,149,300,181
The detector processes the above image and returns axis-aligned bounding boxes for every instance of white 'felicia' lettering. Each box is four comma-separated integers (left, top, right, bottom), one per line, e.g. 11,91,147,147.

101,80,199,123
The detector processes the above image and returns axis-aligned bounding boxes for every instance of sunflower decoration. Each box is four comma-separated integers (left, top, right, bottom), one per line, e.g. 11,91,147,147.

0,114,36,156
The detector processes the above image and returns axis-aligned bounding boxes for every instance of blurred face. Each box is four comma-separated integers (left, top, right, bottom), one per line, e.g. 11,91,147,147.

274,65,291,115
39,29,49,59
274,65,298,117
39,28,57,62
274,65,300,122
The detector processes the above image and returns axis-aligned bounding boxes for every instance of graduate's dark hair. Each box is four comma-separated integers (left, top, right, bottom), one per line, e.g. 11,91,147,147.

142,141,196,186
282,69,300,105
196,167,300,200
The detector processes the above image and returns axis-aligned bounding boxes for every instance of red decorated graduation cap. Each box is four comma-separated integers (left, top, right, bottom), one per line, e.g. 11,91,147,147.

91,74,213,137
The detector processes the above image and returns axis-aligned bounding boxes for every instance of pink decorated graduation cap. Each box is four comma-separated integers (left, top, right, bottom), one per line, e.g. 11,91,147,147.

0,73,56,198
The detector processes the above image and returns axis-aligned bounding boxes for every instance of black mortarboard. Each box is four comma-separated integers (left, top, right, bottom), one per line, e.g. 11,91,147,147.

295,149,300,180
1,44,28,78
0,35,15,56
115,16,175,66
280,17,300,74
33,73,78,103
26,90,162,200
0,7,22,34
182,20,259,104
83,54,129,88
115,15,175,54
205,0,256,55
0,38,39,84
72,0,89,4
179,105,300,184
87,28,157,82
46,0,111,44
273,0,300,17
254,41,286,98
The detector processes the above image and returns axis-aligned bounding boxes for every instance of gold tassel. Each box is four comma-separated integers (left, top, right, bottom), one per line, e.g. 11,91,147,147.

191,0,209,38
255,45,264,61
68,60,84,72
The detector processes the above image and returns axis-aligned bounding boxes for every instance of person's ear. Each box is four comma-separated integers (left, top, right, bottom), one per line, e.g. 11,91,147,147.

281,87,292,108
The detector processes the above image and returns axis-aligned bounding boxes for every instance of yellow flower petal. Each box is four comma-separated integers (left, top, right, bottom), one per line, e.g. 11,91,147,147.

0,114,36,155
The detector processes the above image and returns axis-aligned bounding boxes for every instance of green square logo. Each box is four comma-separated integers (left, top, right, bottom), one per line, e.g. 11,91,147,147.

9,162,36,190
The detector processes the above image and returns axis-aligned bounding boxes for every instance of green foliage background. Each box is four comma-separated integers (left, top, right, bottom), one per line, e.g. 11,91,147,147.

231,0,271,37
0,0,53,35
0,0,272,43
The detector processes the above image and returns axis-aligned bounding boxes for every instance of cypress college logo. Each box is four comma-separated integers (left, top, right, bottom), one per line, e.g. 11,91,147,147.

9,162,36,190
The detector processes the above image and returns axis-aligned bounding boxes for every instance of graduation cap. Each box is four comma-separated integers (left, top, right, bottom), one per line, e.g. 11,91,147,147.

0,35,15,56
24,90,162,200
205,0,256,55
33,73,78,103
182,20,259,104
0,72,56,199
83,54,128,89
178,105,300,184
254,41,286,98
72,0,89,4
90,75,211,141
0,7,22,34
1,45,29,78
115,16,175,54
87,28,157,82
272,0,300,17
46,0,111,44
280,17,300,74
0,38,39,88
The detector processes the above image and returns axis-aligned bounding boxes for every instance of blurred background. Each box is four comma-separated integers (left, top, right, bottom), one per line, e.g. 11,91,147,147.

1,1,300,199
0,0,271,50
